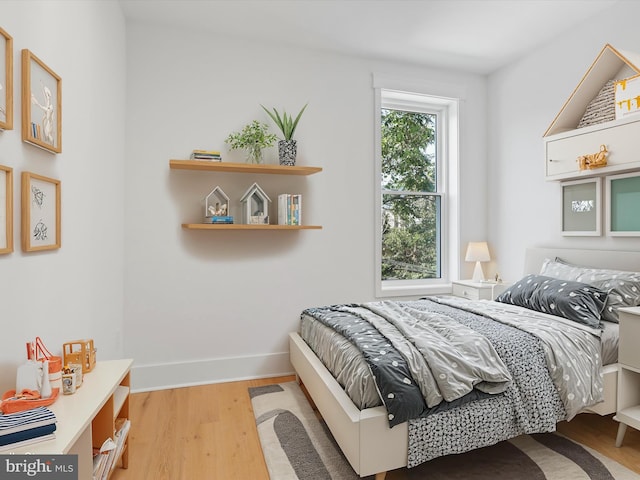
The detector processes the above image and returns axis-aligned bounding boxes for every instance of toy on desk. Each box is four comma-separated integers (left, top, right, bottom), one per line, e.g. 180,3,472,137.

26,336,62,391
63,339,96,374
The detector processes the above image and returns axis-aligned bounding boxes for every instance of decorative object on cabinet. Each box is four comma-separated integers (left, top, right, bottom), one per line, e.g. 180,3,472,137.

606,171,640,236
0,164,13,254
21,171,61,252
261,103,308,166
544,44,640,181
63,339,96,374
561,177,601,236
21,49,61,154
614,74,640,120
0,27,13,131
465,241,490,282
204,186,231,223
240,182,271,224
169,159,322,230
577,144,608,170
225,120,276,164
614,307,640,447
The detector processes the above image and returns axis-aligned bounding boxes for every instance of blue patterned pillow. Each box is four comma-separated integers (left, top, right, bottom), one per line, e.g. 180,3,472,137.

495,274,606,328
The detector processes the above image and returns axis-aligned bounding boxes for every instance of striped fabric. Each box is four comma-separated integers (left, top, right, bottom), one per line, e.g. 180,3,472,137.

0,407,56,436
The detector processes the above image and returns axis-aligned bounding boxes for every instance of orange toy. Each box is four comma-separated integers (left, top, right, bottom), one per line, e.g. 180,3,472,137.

63,339,96,373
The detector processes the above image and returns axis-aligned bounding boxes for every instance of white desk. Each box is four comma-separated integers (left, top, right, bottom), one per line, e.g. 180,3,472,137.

7,359,133,479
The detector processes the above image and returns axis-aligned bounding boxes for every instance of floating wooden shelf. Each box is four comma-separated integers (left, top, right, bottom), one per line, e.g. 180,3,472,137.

169,159,322,176
182,224,322,230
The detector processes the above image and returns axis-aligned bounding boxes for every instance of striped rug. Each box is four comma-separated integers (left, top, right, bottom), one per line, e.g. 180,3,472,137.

249,381,640,480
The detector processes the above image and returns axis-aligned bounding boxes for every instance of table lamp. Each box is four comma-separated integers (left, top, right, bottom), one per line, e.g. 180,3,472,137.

465,241,490,282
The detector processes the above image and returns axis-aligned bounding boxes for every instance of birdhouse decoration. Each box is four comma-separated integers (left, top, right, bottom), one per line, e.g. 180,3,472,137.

204,186,232,223
240,182,271,224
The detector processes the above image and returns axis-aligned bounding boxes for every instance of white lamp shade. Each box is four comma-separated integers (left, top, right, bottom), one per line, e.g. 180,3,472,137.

465,242,491,262
465,242,490,282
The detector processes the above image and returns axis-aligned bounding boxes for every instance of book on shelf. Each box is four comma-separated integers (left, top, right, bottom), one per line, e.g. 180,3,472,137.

92,419,130,480
205,215,234,224
190,149,222,161
278,194,302,225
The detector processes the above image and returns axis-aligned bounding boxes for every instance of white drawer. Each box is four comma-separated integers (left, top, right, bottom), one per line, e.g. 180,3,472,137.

452,283,483,300
545,117,640,180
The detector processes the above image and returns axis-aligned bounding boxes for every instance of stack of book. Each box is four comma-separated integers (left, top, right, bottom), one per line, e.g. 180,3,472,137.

278,194,302,225
92,418,130,480
0,406,57,451
206,215,234,224
190,149,222,161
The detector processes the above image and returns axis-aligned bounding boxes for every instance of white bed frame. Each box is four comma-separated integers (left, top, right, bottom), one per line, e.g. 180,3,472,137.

289,247,640,479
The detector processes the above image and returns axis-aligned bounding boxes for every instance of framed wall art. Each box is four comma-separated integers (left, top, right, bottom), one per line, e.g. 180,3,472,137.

21,49,61,153
0,164,13,254
0,27,13,131
561,177,601,236
606,172,640,236
21,171,60,252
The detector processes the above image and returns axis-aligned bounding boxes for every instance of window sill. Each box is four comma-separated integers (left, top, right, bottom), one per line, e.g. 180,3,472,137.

376,282,452,299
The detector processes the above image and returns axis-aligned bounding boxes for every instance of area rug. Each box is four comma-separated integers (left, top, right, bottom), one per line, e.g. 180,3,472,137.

249,381,640,480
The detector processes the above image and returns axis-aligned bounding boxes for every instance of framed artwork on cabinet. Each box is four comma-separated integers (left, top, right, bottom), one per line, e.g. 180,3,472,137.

0,27,13,131
21,171,60,252
0,164,13,254
21,49,61,153
561,177,601,236
606,172,640,236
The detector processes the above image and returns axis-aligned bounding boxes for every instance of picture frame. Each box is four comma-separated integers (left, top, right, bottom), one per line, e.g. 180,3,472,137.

606,172,640,237
561,177,601,236
21,171,60,252
0,164,13,254
0,27,13,131
21,49,61,153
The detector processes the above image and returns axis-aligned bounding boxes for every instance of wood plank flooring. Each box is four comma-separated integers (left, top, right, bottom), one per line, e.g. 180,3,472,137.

111,376,640,480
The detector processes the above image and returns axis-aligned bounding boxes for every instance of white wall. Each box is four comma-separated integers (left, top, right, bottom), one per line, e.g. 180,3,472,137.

124,22,488,390
488,2,640,282
0,2,126,393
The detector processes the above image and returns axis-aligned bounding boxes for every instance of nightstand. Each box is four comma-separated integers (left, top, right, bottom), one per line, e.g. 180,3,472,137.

451,280,509,301
614,306,640,447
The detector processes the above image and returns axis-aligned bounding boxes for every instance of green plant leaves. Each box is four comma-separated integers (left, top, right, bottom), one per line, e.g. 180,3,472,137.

261,104,307,140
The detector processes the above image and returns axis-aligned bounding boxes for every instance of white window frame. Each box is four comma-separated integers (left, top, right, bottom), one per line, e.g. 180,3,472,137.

374,80,460,298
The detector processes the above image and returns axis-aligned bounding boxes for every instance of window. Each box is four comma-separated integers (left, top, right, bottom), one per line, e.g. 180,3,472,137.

375,88,459,297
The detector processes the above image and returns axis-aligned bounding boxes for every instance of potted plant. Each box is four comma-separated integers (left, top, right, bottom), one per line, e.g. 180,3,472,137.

225,120,277,164
261,104,307,166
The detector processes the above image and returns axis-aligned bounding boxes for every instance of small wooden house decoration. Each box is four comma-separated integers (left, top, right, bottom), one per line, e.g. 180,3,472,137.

204,186,230,220
240,182,271,224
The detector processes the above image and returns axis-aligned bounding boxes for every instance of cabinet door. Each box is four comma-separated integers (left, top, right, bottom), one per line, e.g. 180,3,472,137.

545,118,640,180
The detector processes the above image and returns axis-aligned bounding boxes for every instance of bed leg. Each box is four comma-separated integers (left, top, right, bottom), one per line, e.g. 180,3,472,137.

616,422,627,447
374,472,387,480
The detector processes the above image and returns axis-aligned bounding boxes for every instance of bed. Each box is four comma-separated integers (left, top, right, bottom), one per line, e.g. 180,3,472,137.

289,247,640,479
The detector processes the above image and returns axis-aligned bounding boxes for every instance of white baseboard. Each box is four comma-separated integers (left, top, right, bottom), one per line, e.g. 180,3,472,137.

130,351,294,392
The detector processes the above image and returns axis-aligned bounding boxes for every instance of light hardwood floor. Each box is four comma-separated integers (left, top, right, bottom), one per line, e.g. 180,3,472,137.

111,376,640,480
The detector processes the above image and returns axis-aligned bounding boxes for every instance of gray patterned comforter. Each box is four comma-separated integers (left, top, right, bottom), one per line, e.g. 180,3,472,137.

301,297,604,467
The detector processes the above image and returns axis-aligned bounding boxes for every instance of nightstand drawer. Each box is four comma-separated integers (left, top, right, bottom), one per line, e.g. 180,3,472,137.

452,282,483,300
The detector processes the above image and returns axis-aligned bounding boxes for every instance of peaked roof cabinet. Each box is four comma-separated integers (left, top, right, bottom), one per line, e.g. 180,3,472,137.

544,44,640,181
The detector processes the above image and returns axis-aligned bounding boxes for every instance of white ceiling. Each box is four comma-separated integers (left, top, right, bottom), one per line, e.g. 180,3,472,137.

119,0,619,74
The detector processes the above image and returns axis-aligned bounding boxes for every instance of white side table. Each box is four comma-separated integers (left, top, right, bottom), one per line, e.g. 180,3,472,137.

614,306,640,447
451,280,509,301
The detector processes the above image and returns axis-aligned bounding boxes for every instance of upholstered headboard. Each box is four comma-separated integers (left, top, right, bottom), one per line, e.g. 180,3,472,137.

524,247,640,276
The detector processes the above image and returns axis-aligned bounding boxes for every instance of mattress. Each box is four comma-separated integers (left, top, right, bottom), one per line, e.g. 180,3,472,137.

300,299,618,411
